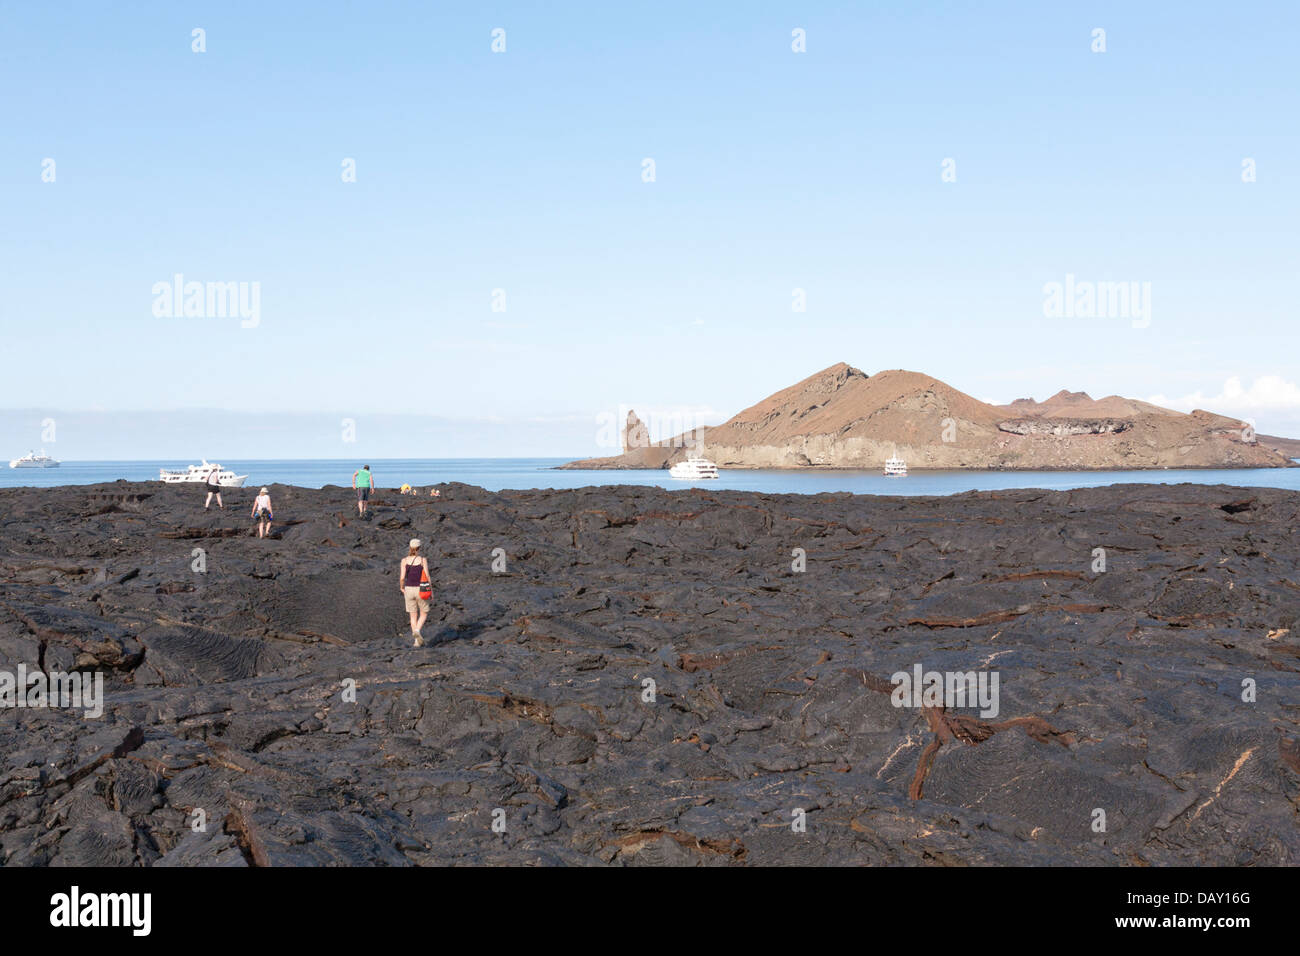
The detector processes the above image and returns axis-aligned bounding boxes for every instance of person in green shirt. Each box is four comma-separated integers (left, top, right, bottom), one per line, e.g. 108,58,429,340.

352,464,374,518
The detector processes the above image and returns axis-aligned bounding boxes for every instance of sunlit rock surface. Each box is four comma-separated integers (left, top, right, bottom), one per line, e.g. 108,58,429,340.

1,480,1298,866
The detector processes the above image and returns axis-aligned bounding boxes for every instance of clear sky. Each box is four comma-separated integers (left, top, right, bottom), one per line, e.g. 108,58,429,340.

3,1,1298,457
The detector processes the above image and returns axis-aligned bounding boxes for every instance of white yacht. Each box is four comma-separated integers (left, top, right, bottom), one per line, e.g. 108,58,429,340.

9,450,60,468
883,455,907,477
159,460,248,488
669,455,720,480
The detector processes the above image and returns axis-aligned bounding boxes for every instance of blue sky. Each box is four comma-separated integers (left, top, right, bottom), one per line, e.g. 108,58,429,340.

3,1,1298,457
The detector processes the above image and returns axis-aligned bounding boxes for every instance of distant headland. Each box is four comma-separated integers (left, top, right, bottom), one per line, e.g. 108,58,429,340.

562,363,1298,471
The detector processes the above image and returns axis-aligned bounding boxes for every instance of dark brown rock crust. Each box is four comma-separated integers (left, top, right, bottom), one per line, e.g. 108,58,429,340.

2,480,1299,866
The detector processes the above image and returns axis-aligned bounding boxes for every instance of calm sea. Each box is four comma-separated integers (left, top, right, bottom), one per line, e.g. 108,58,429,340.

3,458,1300,496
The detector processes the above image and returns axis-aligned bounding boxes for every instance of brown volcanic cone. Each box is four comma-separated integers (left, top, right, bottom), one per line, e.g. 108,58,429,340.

700,363,1004,466
563,363,1295,470
1001,390,1182,420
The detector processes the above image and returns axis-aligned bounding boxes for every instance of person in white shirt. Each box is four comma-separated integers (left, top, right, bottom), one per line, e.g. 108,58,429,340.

203,465,224,510
251,487,273,538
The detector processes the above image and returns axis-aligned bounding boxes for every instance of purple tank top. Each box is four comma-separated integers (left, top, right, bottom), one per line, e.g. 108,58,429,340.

403,559,424,587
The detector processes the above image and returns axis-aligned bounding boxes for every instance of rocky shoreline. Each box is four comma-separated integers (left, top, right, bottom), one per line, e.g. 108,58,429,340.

2,480,1298,866
561,461,1298,472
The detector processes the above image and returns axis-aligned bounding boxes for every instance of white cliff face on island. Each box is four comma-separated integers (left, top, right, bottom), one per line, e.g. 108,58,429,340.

563,363,1295,471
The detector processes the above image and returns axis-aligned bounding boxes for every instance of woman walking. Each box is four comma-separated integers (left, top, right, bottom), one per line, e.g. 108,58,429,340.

398,538,431,646
251,486,273,538
203,464,224,509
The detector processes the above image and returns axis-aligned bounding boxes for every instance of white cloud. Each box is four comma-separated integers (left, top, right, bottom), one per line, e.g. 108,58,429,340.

1148,376,1300,415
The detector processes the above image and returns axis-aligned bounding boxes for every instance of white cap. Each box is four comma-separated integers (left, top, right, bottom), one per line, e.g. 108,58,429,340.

260,487,268,493
409,538,421,549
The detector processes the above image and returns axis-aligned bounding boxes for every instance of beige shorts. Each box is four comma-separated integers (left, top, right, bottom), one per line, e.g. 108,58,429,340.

403,586,429,613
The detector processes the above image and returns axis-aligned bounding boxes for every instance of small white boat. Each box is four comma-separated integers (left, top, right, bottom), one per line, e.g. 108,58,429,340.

883,455,907,477
669,455,720,480
9,450,60,468
159,460,247,488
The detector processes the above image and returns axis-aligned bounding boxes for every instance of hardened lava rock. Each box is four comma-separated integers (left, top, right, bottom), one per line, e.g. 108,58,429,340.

1,480,1298,866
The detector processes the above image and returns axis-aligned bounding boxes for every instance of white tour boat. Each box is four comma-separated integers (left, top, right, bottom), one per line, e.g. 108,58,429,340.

883,455,908,477
159,460,248,488
9,450,60,468
669,455,720,480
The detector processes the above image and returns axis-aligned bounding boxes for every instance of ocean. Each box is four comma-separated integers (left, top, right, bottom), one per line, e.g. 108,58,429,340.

4,458,1300,496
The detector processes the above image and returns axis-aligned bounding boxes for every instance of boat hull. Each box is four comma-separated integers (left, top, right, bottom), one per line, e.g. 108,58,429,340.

159,471,247,488
669,460,720,479
9,450,60,468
